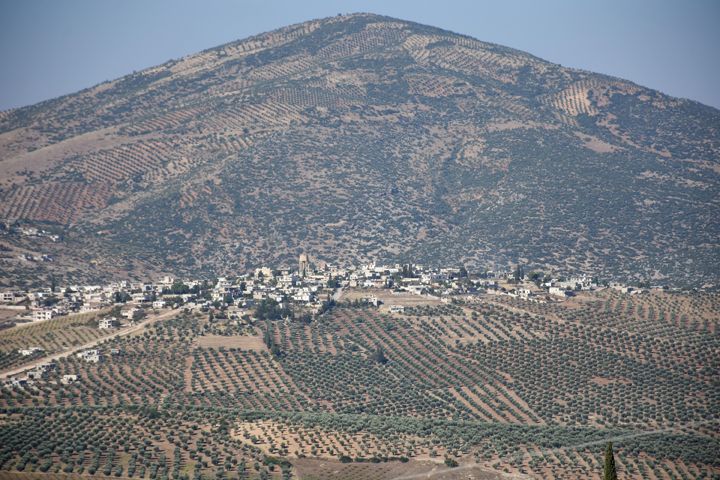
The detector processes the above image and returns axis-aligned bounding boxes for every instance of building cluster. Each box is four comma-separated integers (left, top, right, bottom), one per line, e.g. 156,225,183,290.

6,360,60,389
1,255,646,392
5,347,124,390
0,257,616,324
16,226,61,242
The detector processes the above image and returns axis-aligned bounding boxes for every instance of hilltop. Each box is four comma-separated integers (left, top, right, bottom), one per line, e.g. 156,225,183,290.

0,13,718,288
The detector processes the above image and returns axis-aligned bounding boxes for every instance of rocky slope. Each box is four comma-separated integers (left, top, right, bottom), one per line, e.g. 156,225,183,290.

0,13,718,287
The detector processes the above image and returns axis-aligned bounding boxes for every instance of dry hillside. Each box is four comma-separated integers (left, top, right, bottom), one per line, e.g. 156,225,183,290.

0,13,718,288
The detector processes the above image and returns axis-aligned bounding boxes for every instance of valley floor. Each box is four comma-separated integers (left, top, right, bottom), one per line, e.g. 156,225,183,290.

0,289,718,479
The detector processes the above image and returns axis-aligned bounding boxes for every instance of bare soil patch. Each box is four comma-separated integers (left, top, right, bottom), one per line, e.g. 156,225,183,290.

343,288,442,309
293,457,511,480
590,376,633,386
195,334,267,350
0,308,19,327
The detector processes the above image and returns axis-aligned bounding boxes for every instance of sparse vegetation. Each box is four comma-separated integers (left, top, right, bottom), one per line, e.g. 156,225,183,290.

0,14,717,290
0,10,718,480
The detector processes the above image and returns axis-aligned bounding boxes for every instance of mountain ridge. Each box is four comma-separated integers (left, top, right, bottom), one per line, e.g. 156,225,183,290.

0,12,718,288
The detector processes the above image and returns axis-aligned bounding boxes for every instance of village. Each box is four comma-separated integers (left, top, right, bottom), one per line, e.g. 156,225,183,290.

0,255,715,480
1,254,640,327
0,254,647,390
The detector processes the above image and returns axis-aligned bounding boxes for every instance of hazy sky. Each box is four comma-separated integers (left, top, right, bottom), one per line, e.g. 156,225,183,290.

1,0,719,110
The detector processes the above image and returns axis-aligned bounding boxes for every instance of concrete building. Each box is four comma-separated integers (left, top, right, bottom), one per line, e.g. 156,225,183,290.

32,309,53,322
98,317,119,329
18,347,43,356
76,349,101,363
61,374,79,385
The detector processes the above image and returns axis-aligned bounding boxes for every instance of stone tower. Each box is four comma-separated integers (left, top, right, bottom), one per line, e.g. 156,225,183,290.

298,253,309,277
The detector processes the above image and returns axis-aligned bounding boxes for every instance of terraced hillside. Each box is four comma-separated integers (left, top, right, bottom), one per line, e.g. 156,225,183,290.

0,13,719,287
1,290,718,478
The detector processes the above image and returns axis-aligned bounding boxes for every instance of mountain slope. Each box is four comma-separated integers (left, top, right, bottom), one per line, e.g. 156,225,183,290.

0,13,718,287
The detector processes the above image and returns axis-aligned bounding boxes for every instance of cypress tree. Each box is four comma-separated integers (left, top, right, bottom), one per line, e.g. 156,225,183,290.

263,321,274,349
603,442,618,480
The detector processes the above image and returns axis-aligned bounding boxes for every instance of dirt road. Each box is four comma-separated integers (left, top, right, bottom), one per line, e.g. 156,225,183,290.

0,308,178,380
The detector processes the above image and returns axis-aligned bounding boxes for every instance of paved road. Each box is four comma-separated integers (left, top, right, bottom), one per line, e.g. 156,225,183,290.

0,308,178,380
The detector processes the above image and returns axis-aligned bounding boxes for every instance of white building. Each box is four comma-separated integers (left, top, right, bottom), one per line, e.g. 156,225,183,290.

0,291,23,303
517,288,533,300
364,295,381,307
421,272,448,284
404,285,425,296
610,283,634,294
293,291,313,303
98,317,119,329
549,286,570,298
130,293,148,304
76,349,101,363
32,309,54,322
61,374,79,385
18,347,43,356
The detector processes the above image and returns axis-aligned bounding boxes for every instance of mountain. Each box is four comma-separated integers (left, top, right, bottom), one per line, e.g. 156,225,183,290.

0,13,718,288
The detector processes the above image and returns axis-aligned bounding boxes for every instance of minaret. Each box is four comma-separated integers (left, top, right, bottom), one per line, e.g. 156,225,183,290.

298,253,309,278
